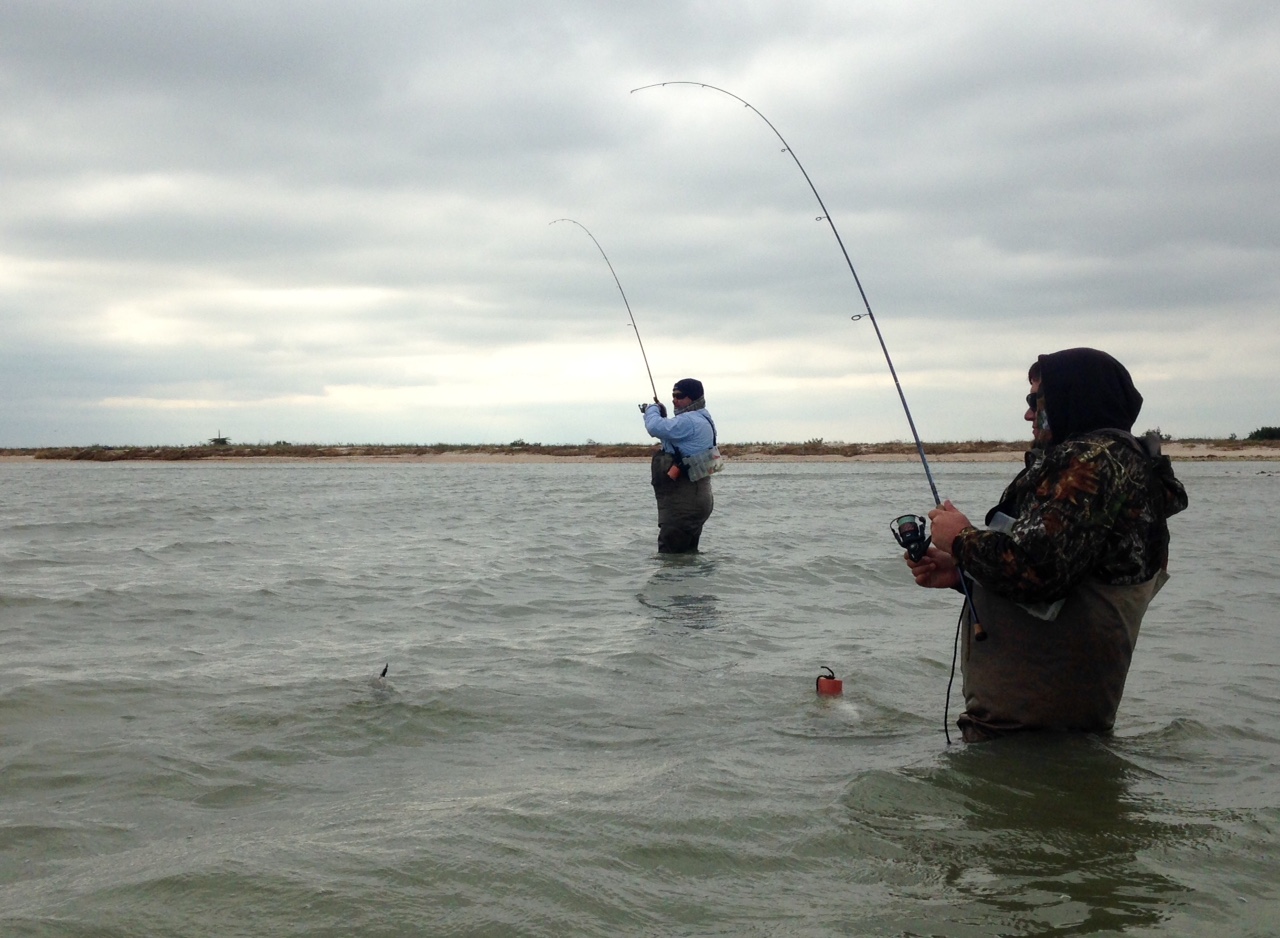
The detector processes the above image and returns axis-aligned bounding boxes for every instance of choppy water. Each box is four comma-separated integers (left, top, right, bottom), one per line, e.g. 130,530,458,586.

1,459,1277,937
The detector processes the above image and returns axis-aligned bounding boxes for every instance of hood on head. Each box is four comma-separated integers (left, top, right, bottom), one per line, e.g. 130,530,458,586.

1038,348,1143,443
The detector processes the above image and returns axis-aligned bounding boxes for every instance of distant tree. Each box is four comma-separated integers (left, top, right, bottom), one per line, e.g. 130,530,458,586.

1247,427,1280,441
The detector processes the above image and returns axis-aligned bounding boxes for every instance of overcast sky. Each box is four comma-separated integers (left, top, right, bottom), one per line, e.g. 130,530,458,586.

2,1,1276,446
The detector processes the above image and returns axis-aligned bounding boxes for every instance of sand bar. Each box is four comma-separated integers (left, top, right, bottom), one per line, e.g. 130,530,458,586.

2,441,1277,464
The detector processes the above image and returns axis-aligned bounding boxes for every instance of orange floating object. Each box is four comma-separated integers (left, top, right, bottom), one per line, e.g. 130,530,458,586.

816,666,843,696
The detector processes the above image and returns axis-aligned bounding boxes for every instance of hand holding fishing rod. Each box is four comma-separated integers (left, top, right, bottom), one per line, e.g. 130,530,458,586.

897,504,980,598
632,81,986,641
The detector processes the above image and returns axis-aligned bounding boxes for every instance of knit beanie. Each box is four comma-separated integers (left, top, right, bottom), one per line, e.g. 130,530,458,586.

673,378,704,400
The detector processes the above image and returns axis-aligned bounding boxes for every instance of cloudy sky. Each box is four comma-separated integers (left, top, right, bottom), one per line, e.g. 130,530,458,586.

2,1,1276,447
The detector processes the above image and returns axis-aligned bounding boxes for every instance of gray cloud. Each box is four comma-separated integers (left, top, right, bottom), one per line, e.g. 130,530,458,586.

2,0,1277,446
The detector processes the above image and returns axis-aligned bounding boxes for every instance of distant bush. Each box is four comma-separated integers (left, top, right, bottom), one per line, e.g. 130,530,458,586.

1247,427,1280,441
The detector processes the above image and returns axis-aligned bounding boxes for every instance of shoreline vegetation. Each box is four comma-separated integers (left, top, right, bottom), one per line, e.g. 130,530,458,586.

2,439,1278,463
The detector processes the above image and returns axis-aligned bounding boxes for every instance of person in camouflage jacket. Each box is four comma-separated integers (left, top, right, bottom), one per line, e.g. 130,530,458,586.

906,348,1188,741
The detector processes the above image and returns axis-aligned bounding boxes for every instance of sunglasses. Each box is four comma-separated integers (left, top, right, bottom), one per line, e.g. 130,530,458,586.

672,392,690,400
1026,392,1040,410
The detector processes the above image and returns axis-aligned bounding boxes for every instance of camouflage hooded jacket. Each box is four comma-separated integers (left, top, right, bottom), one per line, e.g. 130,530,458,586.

951,432,1189,604
950,347,1189,605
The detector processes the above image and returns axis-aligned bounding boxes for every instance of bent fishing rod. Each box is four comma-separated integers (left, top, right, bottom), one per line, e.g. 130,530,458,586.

631,81,987,645
551,218,661,404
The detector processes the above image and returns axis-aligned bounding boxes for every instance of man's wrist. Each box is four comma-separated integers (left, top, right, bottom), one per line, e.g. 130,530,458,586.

951,524,979,556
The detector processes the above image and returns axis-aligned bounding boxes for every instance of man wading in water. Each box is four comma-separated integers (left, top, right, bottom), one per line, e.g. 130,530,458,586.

641,378,721,553
904,348,1188,741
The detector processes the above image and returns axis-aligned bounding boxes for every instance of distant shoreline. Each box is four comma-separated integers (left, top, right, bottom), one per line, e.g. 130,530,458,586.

2,440,1277,464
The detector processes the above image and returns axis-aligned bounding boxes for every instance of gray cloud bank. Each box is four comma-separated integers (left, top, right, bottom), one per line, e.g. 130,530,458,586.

2,1,1277,446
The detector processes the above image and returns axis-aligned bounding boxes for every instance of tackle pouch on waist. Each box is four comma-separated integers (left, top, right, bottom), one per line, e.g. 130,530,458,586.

682,446,724,482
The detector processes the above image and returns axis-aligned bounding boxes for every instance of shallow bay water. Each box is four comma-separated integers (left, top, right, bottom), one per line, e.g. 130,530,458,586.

1,459,1277,936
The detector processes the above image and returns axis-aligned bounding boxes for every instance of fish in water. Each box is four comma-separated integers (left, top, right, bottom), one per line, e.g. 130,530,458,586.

370,663,390,692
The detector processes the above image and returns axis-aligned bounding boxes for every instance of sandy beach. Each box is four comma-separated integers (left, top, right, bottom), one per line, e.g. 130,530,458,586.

2,441,1277,464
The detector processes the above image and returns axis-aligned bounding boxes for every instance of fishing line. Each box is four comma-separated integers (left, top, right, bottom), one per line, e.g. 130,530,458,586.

551,218,660,404
632,82,987,727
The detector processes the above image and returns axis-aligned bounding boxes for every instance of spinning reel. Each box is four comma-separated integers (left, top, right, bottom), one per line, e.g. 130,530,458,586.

890,514,931,562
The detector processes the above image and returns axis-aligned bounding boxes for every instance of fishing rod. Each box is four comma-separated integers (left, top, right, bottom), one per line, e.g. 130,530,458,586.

631,81,987,649
551,218,660,404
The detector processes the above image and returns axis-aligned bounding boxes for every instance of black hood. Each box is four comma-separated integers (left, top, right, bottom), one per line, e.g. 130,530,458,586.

1038,348,1143,443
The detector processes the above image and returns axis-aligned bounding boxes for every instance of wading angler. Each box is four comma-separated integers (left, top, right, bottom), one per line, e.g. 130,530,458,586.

905,348,1189,741
641,378,721,553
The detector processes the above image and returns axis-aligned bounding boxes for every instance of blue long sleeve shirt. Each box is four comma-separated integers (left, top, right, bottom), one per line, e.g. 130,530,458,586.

643,406,716,457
